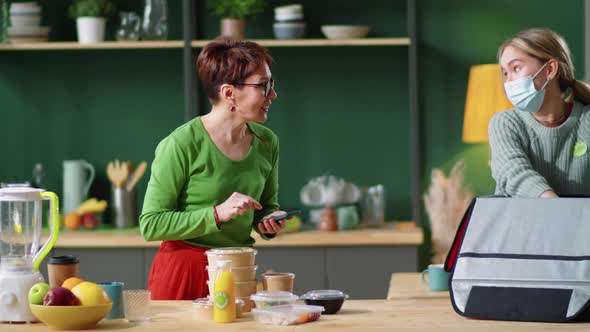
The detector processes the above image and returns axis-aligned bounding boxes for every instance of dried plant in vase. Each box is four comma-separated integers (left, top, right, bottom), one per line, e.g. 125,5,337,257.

423,160,474,264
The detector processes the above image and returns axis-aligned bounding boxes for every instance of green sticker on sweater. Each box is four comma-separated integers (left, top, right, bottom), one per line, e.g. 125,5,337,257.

574,142,587,157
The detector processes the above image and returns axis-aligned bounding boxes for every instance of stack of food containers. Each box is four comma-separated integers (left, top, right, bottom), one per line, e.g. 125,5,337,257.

8,2,49,43
205,247,258,312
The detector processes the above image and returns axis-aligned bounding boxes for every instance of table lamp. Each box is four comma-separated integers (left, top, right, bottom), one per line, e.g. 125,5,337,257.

462,64,513,143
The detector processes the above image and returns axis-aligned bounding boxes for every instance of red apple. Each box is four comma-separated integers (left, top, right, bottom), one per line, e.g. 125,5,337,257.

43,287,80,306
81,213,99,230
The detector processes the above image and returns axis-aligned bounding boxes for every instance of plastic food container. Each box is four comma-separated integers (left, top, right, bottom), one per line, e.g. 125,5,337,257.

207,280,257,298
261,272,295,292
299,290,349,314
192,297,244,319
252,304,324,325
206,265,257,281
205,247,257,268
250,291,298,308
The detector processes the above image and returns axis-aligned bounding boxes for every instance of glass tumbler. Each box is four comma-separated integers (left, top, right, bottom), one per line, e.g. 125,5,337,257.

123,290,151,322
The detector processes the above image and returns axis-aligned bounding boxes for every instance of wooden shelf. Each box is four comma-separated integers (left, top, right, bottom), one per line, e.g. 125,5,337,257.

0,40,184,51
0,38,409,51
193,37,410,48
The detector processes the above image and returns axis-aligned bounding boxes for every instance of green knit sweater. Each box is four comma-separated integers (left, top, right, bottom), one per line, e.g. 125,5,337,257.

488,101,590,197
139,117,279,247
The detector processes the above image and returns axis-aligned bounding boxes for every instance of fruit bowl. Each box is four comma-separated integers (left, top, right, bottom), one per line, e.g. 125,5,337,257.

30,303,112,330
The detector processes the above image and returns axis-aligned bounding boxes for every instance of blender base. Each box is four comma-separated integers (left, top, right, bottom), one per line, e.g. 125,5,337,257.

0,271,44,323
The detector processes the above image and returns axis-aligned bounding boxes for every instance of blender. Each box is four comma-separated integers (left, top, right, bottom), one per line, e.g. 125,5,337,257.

0,186,60,323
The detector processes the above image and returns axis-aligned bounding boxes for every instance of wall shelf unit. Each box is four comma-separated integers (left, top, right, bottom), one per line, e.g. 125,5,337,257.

0,38,410,51
0,41,184,51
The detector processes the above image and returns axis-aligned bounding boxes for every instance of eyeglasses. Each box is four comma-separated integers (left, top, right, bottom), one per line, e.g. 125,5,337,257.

233,78,275,97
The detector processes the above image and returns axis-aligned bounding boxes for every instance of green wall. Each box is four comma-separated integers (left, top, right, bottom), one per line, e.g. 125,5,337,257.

0,1,585,268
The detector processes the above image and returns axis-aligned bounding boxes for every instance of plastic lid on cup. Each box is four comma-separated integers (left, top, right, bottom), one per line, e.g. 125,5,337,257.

205,247,257,255
250,291,298,302
48,255,79,265
262,272,295,279
300,289,349,300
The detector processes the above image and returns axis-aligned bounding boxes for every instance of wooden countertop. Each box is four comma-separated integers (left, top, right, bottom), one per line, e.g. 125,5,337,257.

6,299,588,331
45,223,423,248
387,272,449,300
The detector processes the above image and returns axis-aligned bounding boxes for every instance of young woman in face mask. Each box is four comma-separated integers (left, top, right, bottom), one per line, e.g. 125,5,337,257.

489,28,590,198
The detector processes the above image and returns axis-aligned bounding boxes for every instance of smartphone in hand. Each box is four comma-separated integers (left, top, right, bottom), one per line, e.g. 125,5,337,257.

271,210,301,222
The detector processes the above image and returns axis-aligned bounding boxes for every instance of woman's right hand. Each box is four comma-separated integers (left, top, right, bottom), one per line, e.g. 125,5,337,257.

215,192,263,222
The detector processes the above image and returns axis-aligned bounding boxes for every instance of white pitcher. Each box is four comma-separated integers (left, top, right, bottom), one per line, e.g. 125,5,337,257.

62,160,95,215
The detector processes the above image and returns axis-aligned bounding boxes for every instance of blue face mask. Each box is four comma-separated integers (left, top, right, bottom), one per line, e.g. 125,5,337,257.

504,62,551,113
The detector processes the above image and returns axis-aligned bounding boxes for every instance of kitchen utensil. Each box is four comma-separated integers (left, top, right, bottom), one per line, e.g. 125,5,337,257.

112,187,136,228
0,186,60,322
62,160,95,215
107,160,129,189
126,161,147,192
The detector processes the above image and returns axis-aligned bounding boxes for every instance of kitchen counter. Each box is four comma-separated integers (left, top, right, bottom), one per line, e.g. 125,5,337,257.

46,222,422,248
41,223,422,298
6,299,587,331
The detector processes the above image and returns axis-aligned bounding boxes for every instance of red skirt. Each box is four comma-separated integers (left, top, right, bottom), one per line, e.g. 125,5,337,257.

148,240,209,300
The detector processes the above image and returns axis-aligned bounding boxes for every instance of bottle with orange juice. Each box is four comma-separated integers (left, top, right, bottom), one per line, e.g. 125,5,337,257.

213,260,236,323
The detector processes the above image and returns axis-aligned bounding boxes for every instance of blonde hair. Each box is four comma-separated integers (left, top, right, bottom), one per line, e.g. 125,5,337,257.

497,28,590,105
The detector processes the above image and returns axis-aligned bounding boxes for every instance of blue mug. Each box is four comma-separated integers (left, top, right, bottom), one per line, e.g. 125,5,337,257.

99,281,125,319
421,264,450,291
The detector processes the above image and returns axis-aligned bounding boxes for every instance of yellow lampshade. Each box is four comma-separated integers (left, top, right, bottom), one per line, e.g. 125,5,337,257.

462,64,513,143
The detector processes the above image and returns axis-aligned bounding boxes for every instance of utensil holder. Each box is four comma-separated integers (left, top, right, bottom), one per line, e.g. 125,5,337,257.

112,187,136,228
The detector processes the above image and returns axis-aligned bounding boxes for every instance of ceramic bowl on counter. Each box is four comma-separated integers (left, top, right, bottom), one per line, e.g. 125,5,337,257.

320,25,369,39
205,247,257,268
250,291,298,308
299,289,349,314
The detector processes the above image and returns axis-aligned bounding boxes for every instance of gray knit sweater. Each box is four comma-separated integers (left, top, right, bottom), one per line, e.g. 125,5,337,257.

488,101,590,197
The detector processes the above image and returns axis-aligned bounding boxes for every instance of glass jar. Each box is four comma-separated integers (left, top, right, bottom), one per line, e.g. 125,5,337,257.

115,12,141,41
141,0,168,40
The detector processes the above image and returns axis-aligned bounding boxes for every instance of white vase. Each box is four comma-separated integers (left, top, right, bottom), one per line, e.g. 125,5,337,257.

76,17,106,44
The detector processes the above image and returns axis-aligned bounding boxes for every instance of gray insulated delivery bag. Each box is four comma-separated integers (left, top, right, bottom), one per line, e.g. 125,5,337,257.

444,197,590,322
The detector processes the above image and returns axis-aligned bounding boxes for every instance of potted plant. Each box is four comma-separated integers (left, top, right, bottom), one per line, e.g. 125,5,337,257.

209,0,264,40
68,0,114,44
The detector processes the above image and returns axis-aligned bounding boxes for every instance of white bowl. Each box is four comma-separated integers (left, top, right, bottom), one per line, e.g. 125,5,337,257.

10,15,41,27
275,12,304,22
274,4,303,16
273,22,305,39
321,25,370,39
10,2,41,15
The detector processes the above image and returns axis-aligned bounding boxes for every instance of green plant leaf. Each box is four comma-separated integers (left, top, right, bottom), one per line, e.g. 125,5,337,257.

208,0,265,19
68,0,114,19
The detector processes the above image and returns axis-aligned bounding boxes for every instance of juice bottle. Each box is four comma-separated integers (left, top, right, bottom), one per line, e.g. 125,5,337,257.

213,260,236,323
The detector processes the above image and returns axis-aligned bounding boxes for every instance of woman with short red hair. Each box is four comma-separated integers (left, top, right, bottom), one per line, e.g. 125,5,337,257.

140,37,286,300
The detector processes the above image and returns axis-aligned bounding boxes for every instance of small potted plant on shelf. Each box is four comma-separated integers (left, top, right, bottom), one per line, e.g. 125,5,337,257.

209,0,265,40
68,0,114,44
